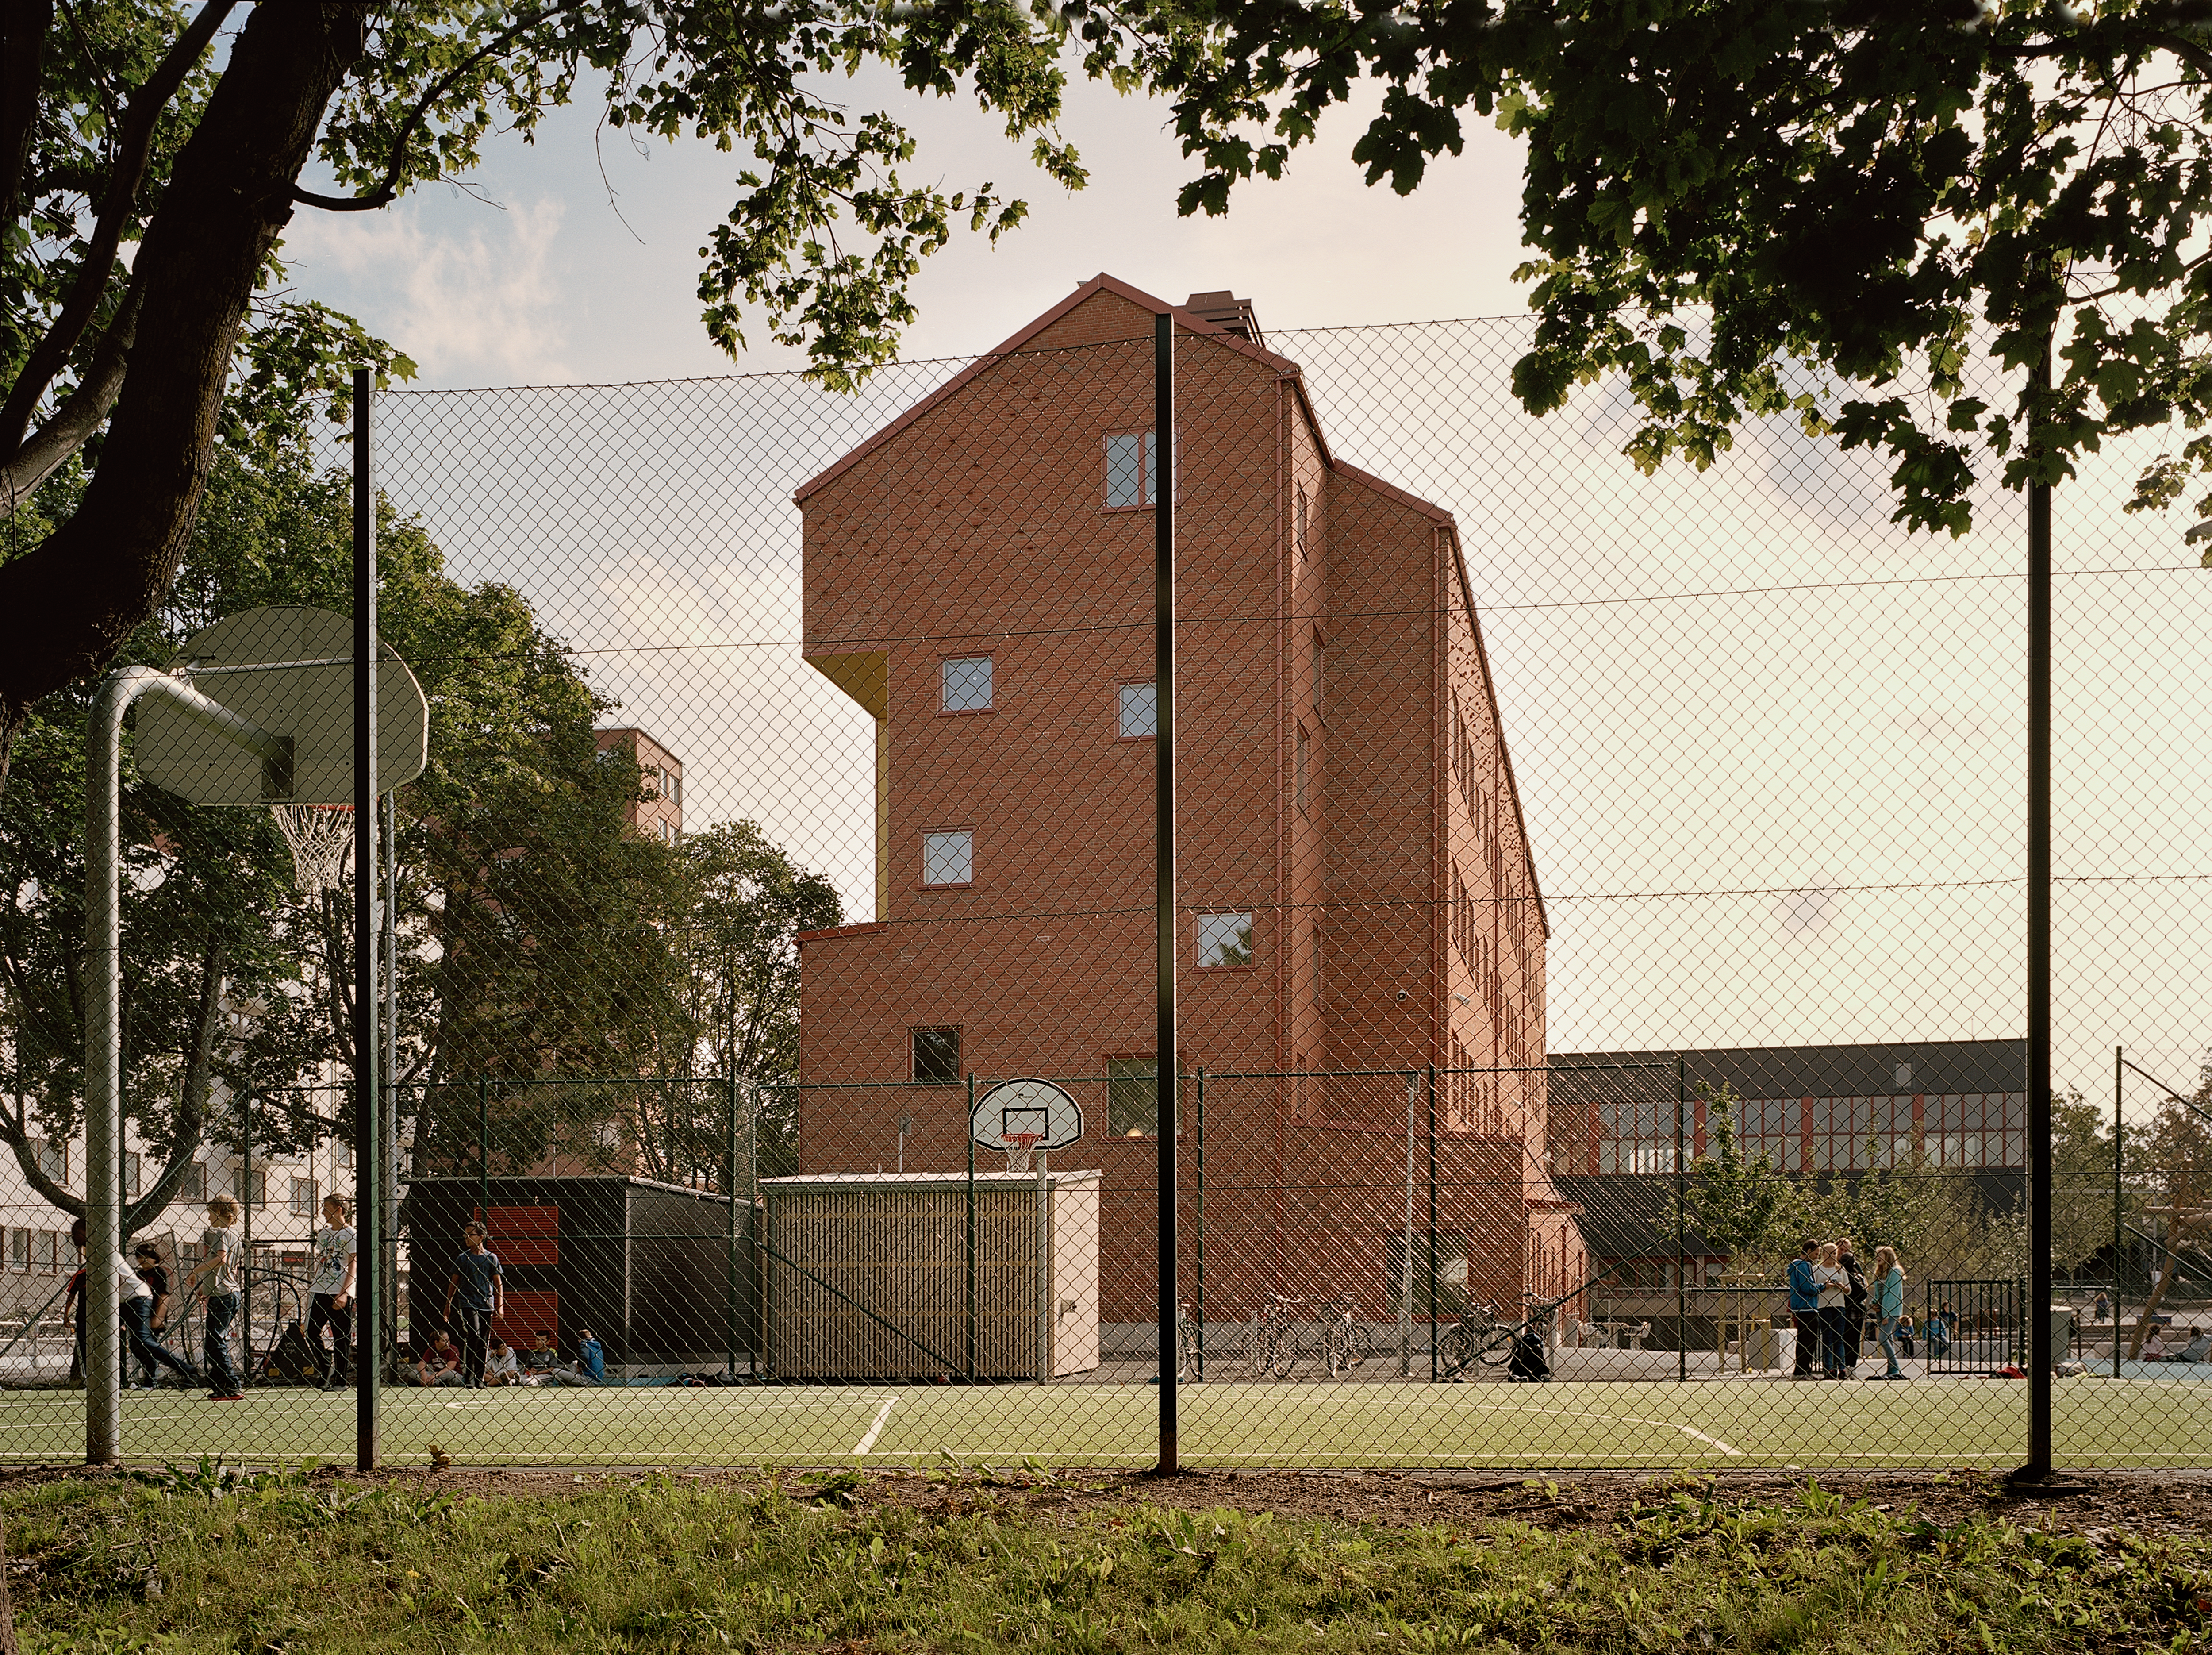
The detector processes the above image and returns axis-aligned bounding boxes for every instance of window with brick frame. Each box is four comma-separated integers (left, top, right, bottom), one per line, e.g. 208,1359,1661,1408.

922,830,973,887
912,1027,961,1084
1118,681,1157,739
1105,431,1166,508
941,655,994,712
1197,912,1254,968
1106,1057,1159,1136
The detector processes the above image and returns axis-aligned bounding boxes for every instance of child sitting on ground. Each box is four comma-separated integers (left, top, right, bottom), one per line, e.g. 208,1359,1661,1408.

408,1327,462,1387
483,1336,522,1386
519,1331,557,1385
546,1327,606,1386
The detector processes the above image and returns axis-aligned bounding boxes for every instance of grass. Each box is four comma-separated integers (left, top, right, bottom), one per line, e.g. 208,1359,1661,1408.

8,1374,2212,1468
11,1462,2212,1653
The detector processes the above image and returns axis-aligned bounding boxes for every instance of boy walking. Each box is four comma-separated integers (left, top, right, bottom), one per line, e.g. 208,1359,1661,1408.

184,1196,246,1399
305,1195,357,1392
442,1222,503,1388
128,1243,197,1389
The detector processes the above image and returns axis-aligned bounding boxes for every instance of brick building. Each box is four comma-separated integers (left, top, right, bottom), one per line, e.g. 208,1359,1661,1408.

595,727,684,846
792,276,1579,1335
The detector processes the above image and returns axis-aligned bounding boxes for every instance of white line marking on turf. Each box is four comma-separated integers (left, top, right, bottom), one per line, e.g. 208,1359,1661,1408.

1672,1427,1743,1456
853,1397,898,1455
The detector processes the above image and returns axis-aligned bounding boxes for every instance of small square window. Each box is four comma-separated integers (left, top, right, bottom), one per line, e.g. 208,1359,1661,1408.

1118,682,1157,739
1107,1057,1159,1136
922,830,973,887
1197,912,1254,968
290,1176,319,1218
912,1027,961,1084
941,656,994,712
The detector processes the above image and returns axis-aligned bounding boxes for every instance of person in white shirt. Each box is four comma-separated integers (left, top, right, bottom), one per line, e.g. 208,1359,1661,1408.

304,1195,358,1393
114,1247,191,1390
482,1337,522,1386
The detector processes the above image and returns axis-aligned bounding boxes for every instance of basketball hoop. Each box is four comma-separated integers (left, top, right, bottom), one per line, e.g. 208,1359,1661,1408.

1003,1132,1045,1174
271,803,354,894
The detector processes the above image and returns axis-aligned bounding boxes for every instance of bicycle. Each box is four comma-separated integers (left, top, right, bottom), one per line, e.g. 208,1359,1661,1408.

1245,1293,1303,1378
1317,1293,1373,1378
1438,1292,1569,1378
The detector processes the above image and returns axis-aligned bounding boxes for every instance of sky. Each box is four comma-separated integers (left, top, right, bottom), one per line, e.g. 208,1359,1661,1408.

280,63,1534,387
274,56,2212,1116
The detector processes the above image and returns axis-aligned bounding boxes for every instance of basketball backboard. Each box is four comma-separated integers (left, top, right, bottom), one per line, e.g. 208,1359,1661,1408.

971,1078,1084,1151
135,606,428,806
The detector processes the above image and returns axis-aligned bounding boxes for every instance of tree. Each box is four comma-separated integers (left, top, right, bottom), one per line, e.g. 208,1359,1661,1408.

1670,1083,1805,1276
0,0,1155,789
1152,1,2212,536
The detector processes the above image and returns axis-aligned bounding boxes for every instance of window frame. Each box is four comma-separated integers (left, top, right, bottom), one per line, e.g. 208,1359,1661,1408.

1103,430,1156,511
938,654,995,715
1195,911,1256,970
920,828,975,890
911,1026,963,1085
1294,481,1309,558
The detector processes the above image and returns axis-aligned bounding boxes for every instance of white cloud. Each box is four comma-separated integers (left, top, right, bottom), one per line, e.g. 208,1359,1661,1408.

283,196,572,383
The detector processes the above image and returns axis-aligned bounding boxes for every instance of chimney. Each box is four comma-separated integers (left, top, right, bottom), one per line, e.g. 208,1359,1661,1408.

1184,291,1263,347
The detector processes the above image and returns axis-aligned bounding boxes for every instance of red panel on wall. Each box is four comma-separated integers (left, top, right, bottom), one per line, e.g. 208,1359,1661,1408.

487,1204,559,1267
498,1289,558,1351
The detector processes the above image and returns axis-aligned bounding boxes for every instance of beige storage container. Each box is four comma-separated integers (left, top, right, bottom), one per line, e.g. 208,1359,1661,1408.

760,1169,1100,1379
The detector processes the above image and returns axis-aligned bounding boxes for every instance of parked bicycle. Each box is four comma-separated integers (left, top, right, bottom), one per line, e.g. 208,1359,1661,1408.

1245,1292,1303,1378
1318,1292,1373,1378
1437,1292,1568,1378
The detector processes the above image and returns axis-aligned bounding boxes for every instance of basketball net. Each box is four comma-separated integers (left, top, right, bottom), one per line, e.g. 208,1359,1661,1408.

270,803,354,894
1004,1133,1044,1174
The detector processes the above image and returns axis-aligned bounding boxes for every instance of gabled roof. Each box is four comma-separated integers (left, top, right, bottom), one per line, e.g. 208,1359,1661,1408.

793,273,1324,505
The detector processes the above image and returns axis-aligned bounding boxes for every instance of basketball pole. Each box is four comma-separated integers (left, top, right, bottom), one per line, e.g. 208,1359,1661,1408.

1153,311,1179,1475
352,366,382,1470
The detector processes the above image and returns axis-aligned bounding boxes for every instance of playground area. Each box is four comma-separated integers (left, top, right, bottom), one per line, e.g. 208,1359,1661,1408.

4,1371,2211,1470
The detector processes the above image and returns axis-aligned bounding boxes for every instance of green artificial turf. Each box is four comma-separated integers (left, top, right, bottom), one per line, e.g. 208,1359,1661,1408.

6,1374,2212,1469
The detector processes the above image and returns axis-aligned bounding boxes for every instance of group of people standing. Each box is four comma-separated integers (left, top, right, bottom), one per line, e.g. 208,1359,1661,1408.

1786,1237,1910,1380
61,1193,358,1399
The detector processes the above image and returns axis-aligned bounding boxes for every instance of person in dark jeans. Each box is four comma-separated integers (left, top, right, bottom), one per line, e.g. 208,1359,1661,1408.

442,1222,504,1388
1786,1239,1821,1378
63,1218,88,1385
304,1194,358,1391
184,1196,246,1399
127,1243,197,1389
1838,1239,1870,1379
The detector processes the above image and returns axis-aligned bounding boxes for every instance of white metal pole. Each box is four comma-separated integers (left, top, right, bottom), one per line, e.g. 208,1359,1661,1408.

85,666,289,1461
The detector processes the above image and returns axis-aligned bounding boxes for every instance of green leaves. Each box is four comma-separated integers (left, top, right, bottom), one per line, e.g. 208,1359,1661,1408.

1148,0,2212,536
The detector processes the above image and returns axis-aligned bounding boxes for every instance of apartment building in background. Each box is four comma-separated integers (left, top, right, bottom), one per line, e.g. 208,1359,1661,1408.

596,727,685,845
793,275,1576,1333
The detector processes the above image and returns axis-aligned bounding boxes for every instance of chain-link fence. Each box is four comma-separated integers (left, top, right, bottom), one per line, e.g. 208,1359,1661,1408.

8,277,2212,1469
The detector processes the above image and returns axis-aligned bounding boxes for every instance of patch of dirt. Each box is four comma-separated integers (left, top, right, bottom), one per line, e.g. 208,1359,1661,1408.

7,1461,2210,1540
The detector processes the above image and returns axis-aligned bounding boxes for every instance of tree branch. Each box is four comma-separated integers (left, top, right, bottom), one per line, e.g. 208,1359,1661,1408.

0,0,54,226
0,3,372,791
0,0,237,460
291,1,584,213
0,276,139,510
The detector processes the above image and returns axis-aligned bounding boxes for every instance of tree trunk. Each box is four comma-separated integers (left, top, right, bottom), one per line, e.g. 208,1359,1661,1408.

0,4,373,788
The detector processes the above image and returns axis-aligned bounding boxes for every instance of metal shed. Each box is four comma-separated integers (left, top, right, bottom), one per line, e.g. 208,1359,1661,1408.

402,1175,755,1376
760,1168,1100,1380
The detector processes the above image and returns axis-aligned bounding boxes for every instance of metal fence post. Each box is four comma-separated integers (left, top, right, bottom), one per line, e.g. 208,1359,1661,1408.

1401,1072,1416,1377
1194,1066,1206,1381
476,1076,490,1224
242,1091,253,1384
2114,1045,2125,1379
725,1070,739,1378
1677,1058,1687,1383
1153,309,1179,1474
1427,1066,1437,1384
352,365,381,1466
2024,341,2054,1478
965,1072,977,1382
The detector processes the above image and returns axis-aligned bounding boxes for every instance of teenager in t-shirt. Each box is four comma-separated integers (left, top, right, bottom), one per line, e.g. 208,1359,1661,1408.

304,1194,358,1392
183,1197,246,1399
442,1222,503,1389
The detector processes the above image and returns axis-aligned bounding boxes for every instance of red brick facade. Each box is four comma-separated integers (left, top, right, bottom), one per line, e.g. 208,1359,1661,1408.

793,277,1585,1329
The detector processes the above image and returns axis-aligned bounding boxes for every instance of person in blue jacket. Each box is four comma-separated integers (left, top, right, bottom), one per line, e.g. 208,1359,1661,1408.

1786,1239,1821,1378
548,1326,606,1386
